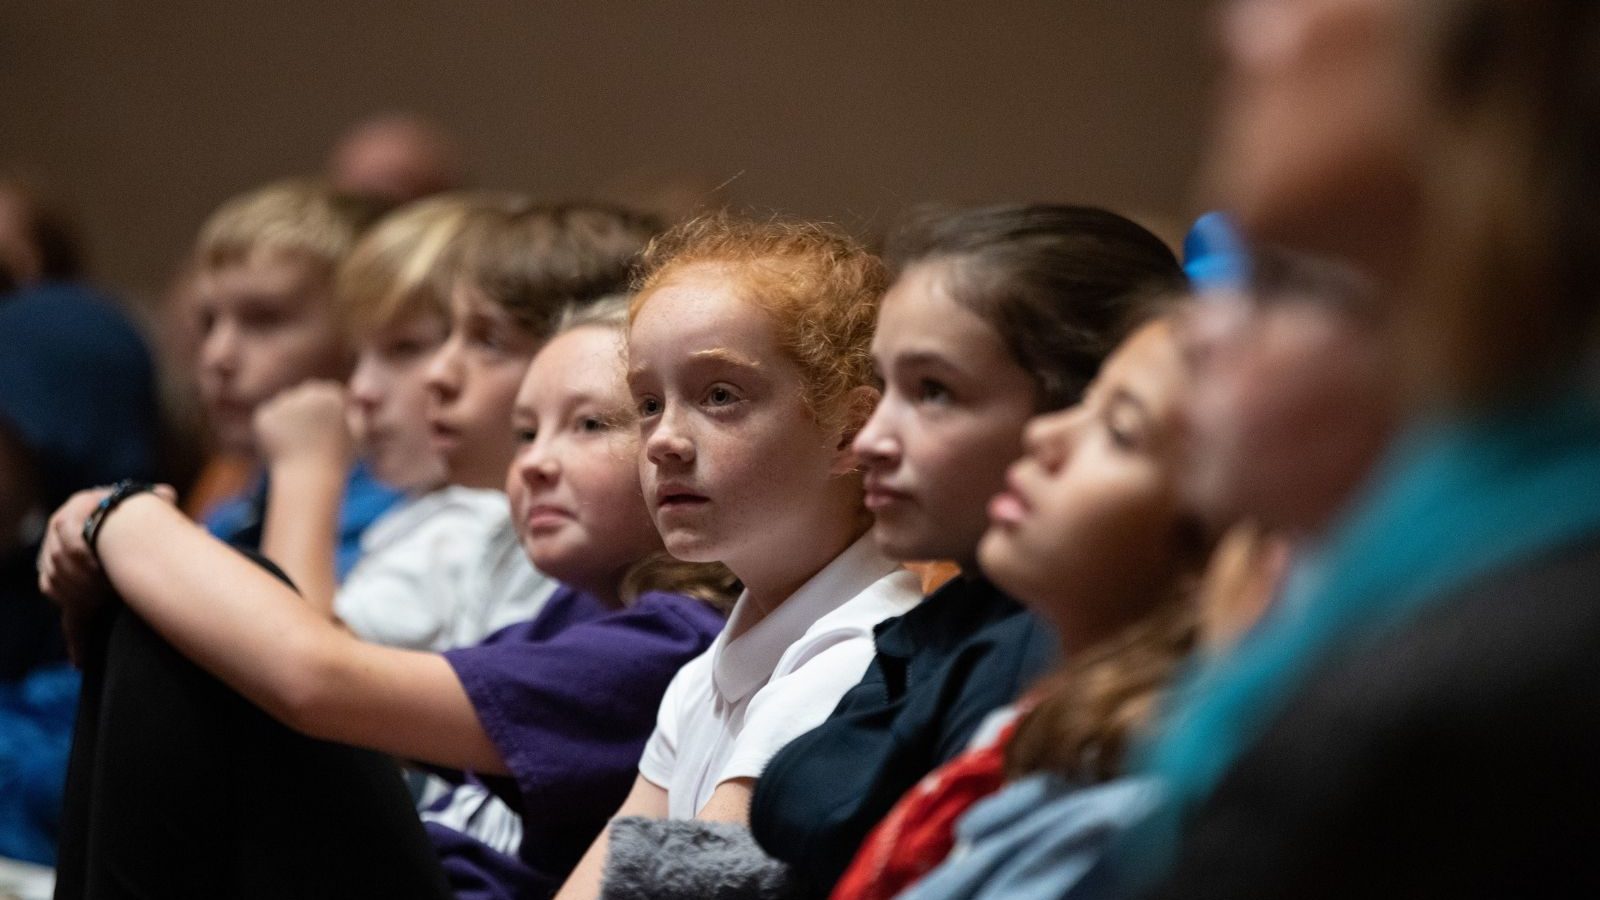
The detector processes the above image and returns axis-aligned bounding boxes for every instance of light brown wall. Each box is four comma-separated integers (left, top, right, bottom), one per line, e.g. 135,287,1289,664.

0,1,1218,303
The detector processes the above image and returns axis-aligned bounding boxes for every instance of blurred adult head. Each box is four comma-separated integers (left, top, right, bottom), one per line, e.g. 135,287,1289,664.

327,113,463,204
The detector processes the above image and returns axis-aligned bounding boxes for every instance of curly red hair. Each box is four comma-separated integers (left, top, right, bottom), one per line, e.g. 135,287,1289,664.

629,213,888,436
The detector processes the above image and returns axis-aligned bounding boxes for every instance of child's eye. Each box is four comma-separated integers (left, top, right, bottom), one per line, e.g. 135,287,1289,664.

637,396,662,418
514,427,537,444
239,308,288,331
383,339,428,359
1102,406,1142,451
703,385,740,407
918,379,952,405
578,416,608,433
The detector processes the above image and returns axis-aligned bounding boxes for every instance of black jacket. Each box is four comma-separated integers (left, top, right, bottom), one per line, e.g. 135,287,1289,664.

1143,532,1600,899
751,575,1057,897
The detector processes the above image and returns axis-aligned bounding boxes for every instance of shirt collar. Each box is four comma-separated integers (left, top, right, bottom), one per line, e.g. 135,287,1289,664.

712,533,900,703
872,573,1019,661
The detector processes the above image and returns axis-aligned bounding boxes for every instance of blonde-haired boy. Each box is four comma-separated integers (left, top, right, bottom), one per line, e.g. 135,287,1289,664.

254,193,554,651
190,179,401,575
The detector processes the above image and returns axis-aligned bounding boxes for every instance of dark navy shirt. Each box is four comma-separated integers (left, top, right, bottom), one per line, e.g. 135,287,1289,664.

750,575,1058,896
431,585,726,900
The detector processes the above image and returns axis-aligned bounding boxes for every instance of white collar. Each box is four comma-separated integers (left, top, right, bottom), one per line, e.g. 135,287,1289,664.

711,533,900,703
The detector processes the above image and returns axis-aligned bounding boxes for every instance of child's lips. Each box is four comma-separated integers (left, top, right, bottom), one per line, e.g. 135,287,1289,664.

206,395,254,421
988,474,1033,527
654,485,710,512
428,420,461,449
863,478,912,512
522,503,574,531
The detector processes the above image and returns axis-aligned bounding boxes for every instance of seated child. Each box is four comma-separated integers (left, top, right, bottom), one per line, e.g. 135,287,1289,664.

855,243,1383,900
40,295,731,900
247,195,660,650
187,178,400,576
749,203,1190,897
832,302,1230,900
554,215,925,900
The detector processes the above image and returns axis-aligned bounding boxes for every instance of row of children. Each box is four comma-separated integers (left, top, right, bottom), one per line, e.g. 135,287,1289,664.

26,0,1600,896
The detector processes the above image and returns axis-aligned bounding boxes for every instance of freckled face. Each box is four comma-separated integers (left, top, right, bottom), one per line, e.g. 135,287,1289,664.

627,267,846,574
854,264,1040,565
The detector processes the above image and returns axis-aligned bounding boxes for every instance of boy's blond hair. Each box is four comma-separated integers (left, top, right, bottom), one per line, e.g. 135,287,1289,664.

336,193,484,339
194,177,388,275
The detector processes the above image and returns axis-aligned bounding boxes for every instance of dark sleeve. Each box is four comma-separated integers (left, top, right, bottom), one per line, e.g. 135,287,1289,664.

443,600,716,883
1142,540,1600,900
751,613,1056,897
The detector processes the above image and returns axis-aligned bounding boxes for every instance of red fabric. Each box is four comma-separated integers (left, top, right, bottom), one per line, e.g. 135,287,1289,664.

829,717,1022,900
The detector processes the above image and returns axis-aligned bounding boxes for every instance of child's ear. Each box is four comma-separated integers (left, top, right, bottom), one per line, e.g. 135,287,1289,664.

829,384,881,475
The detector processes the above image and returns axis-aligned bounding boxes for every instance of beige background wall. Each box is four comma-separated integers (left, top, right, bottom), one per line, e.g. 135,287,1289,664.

0,1,1219,303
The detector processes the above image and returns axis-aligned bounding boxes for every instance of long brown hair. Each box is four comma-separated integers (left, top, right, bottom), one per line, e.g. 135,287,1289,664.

1003,522,1285,783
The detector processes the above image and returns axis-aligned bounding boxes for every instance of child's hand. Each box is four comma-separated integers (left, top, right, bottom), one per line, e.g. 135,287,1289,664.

254,381,355,470
38,484,177,665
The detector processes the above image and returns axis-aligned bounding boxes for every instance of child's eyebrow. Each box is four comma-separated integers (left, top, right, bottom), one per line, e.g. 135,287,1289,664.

690,348,763,370
893,349,968,377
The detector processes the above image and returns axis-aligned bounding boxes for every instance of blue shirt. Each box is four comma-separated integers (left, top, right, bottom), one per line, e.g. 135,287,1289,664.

900,774,1161,900
202,461,402,581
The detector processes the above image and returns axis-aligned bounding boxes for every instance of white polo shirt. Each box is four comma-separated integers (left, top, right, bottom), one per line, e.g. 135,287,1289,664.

334,486,556,651
638,534,923,819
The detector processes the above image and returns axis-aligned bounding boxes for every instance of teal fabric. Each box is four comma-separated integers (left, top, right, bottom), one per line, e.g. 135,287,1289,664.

1127,389,1600,877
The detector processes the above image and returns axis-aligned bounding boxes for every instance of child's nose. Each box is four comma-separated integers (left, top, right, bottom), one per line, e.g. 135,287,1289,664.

851,407,900,468
644,410,694,466
1022,407,1077,470
520,447,559,485
423,338,462,399
199,320,241,377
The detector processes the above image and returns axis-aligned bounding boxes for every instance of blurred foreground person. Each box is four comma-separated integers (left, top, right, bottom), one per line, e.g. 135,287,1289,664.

1111,1,1600,896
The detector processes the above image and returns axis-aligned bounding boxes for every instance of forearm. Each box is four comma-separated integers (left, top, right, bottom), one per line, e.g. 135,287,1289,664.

557,775,670,900
261,457,345,616
94,495,504,773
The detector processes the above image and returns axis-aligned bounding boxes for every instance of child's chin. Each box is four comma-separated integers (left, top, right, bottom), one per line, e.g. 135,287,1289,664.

662,533,719,563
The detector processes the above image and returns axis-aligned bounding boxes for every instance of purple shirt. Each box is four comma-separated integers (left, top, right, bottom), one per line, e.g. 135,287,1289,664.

429,585,725,900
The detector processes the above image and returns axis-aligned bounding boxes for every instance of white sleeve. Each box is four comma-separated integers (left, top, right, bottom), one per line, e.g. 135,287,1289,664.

715,630,879,785
333,508,484,650
637,655,698,789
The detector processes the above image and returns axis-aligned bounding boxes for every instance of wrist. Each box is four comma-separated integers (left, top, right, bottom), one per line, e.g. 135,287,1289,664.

91,490,172,563
269,453,349,486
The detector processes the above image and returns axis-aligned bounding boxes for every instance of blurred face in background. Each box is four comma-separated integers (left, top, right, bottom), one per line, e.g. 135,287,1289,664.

1178,287,1394,537
348,311,450,492
1203,0,1419,265
423,283,541,490
194,251,350,456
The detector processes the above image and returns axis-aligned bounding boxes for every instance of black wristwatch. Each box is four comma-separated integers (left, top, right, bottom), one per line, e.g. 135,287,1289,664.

81,480,159,559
